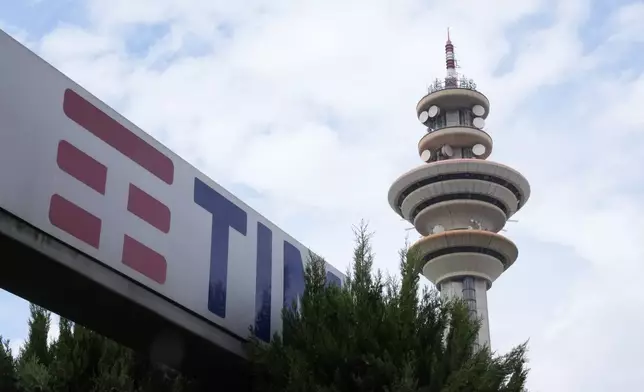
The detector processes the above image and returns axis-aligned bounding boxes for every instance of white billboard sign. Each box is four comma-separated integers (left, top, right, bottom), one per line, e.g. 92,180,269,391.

0,30,343,343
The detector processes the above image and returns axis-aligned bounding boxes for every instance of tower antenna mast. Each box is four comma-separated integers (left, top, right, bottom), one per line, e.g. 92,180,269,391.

445,28,458,85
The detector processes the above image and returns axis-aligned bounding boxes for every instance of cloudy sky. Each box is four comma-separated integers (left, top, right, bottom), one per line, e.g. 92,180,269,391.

2,0,644,390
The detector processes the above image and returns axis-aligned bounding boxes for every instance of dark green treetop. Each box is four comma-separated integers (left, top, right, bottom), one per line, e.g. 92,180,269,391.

248,222,529,392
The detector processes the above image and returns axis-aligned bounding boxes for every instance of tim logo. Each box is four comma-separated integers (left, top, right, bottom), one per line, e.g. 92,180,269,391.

49,89,173,284
48,89,342,342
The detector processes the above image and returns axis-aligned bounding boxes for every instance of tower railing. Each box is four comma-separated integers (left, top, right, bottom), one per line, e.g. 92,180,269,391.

427,76,478,94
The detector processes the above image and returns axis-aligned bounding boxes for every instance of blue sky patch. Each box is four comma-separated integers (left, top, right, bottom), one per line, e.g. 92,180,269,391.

0,0,87,40
123,23,171,57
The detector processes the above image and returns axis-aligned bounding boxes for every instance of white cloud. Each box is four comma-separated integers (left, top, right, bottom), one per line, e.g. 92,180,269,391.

608,1,644,43
2,0,644,390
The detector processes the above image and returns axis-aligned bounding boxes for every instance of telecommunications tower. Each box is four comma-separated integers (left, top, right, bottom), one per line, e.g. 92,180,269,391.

387,30,531,347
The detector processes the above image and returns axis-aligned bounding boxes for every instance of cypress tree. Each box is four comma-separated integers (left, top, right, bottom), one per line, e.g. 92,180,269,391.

247,222,530,391
66,324,107,392
5,305,200,391
16,304,52,392
48,317,76,391
0,336,18,392
19,304,51,367
90,338,134,392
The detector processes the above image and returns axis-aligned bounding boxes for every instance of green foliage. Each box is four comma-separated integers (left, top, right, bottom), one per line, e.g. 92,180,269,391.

90,339,134,392
20,305,51,368
248,222,530,392
48,317,75,391
68,324,111,391
0,305,198,391
0,336,18,392
16,355,50,392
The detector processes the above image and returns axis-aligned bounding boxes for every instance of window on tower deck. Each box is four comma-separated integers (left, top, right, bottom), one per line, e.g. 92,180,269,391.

429,114,446,130
446,111,459,126
459,110,472,126
425,148,444,163
462,147,474,158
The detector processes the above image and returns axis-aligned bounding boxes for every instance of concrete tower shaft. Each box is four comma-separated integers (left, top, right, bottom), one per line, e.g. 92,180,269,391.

388,33,530,348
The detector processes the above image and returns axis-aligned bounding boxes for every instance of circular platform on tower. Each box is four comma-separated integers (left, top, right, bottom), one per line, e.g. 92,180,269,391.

414,200,507,235
411,230,518,288
418,126,493,159
416,88,490,119
388,159,531,219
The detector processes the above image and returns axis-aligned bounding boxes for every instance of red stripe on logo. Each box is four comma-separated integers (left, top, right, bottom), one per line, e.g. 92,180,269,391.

56,140,107,194
122,235,167,284
127,184,171,233
49,194,101,248
62,89,174,185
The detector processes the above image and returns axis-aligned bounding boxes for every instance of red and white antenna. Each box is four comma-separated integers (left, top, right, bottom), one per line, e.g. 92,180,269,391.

445,28,458,84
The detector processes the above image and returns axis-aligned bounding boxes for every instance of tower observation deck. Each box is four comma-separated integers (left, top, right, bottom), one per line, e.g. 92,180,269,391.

387,31,531,348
